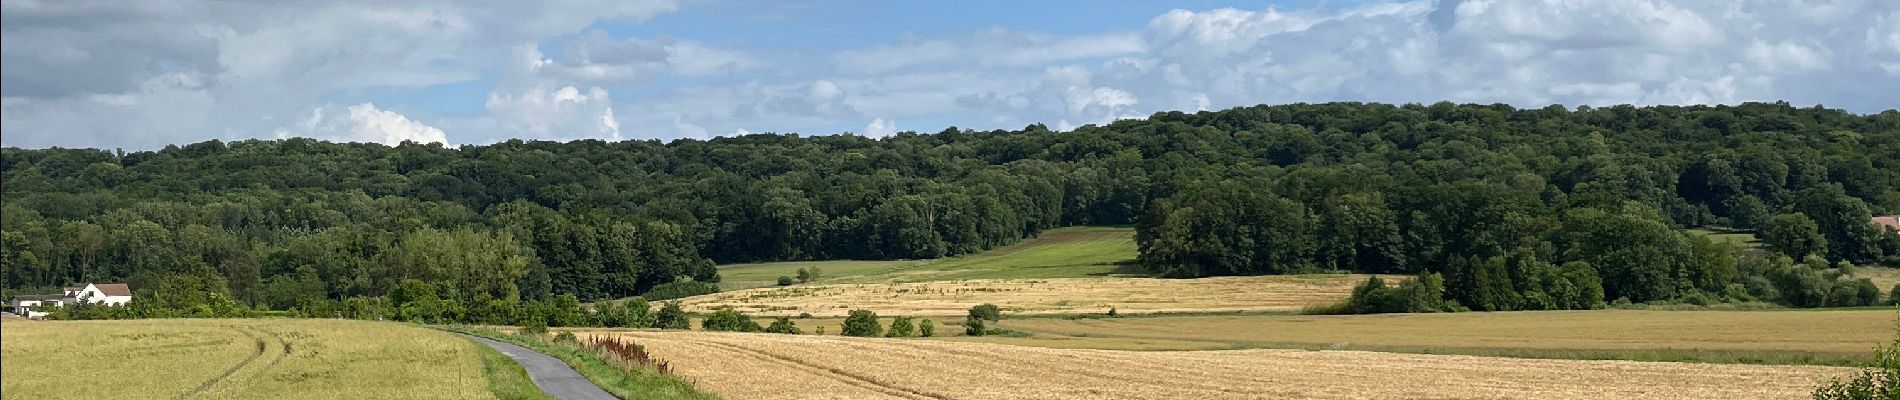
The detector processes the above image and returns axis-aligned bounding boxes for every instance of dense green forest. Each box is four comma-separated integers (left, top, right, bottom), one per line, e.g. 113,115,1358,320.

2,102,1897,315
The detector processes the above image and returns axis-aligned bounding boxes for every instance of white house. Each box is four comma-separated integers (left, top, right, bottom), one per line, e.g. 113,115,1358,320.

8,283,133,318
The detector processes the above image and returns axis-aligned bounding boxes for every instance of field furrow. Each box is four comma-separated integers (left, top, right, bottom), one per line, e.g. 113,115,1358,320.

583,330,1855,400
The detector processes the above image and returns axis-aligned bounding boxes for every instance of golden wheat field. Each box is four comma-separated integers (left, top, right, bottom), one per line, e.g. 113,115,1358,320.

0,319,492,400
677,275,1375,317
578,330,1854,400
966,309,1896,354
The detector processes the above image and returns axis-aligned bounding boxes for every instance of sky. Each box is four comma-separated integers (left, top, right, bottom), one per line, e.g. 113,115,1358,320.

2,0,1898,150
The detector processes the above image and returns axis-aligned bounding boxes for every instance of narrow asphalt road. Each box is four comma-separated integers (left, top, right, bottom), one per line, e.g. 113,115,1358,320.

465,335,619,400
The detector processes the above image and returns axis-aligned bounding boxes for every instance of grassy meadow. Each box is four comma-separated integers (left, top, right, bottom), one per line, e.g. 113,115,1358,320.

709,226,1140,291
1,319,497,400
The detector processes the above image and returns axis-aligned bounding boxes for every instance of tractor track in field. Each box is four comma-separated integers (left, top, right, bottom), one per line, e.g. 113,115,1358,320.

678,337,953,400
172,325,292,400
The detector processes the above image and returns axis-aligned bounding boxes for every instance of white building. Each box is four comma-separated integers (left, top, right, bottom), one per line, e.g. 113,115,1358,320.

8,283,133,318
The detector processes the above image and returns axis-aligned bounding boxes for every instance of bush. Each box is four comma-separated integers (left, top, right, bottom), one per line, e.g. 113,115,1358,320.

1812,323,1898,399
1316,274,1450,315
841,309,882,337
796,268,811,283
764,317,802,334
918,319,936,337
963,316,986,336
519,316,549,336
1106,307,1118,317
553,331,578,344
776,276,794,286
969,303,1001,321
702,308,762,332
642,281,720,301
1891,284,1900,306
886,316,916,337
654,301,690,330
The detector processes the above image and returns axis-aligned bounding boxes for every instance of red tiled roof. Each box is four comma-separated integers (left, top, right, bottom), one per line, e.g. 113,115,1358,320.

1874,216,1900,232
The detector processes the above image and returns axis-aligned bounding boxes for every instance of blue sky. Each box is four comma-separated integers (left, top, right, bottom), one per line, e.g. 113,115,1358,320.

3,0,1897,149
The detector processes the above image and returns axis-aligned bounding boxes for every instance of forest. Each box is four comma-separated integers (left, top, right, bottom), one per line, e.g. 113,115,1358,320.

2,101,1897,315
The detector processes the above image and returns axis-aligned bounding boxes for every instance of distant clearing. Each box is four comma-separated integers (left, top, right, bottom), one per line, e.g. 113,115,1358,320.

709,226,1140,290
957,309,1896,365
678,274,1374,317
1686,228,1763,249
1,319,491,399
579,330,1852,400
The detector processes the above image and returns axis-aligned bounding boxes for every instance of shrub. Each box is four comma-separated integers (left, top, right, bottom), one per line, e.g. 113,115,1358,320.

796,268,811,283
1812,323,1898,399
701,308,762,332
886,316,916,337
1106,307,1118,317
553,331,578,344
519,316,549,336
841,309,882,337
797,312,813,319
764,317,802,334
1318,273,1451,315
624,297,655,328
776,276,794,286
969,303,1001,321
1891,284,1900,306
918,319,936,337
643,281,720,301
654,301,690,330
963,316,986,336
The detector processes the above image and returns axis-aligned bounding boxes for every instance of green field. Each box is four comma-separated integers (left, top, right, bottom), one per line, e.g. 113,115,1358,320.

0,319,507,399
1686,228,1763,249
712,226,1140,289
944,309,1896,366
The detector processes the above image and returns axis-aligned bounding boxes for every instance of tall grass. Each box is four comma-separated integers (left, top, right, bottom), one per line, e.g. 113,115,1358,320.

442,325,718,400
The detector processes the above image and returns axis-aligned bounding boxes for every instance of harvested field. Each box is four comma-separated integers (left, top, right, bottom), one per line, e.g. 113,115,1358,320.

1,319,491,400
580,330,1854,400
677,274,1373,317
958,309,1897,364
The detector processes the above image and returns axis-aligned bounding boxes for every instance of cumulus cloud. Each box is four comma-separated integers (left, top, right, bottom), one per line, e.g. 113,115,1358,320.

862,118,896,138
6,0,1899,149
276,103,448,146
0,0,678,149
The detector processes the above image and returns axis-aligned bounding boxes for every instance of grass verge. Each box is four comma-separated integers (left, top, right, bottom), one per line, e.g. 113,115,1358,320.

439,325,719,400
474,341,553,400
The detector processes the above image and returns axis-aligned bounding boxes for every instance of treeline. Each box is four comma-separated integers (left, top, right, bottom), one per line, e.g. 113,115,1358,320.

3,102,1897,310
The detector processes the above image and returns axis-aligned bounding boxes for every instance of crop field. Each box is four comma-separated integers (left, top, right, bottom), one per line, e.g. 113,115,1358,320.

577,330,1853,400
677,274,1372,317
715,260,927,290
0,319,492,400
1686,228,1763,249
710,227,1141,291
953,309,1897,364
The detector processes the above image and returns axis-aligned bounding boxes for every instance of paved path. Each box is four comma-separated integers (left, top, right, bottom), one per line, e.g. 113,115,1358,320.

465,335,619,400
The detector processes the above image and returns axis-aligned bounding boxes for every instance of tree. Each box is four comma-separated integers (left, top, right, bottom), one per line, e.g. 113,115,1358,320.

796,268,811,284
840,309,882,337
963,316,986,336
701,308,762,332
885,316,916,337
655,301,689,330
968,303,1001,321
1764,213,1829,259
918,319,936,337
764,317,802,334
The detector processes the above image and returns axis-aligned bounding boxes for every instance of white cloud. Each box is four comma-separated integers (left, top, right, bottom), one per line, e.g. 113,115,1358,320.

275,103,447,146
484,85,622,141
863,118,896,138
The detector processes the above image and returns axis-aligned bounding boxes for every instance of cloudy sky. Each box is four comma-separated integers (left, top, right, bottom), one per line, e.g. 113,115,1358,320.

3,0,1897,149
